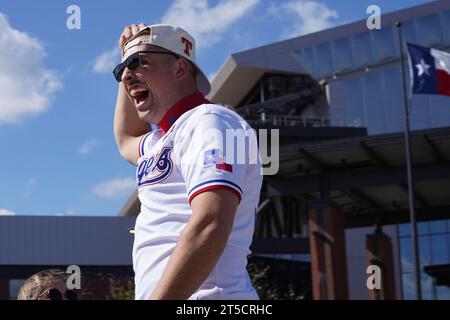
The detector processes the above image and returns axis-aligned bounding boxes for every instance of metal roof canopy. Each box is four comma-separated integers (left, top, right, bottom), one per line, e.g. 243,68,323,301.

265,126,450,228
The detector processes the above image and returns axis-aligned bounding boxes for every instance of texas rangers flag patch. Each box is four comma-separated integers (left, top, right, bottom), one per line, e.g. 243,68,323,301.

216,161,233,173
203,149,233,173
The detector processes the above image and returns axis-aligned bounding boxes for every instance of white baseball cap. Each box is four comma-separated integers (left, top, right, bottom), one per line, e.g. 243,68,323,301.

122,24,211,96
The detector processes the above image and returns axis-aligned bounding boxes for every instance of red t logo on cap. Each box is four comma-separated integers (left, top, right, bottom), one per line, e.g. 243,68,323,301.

181,37,193,56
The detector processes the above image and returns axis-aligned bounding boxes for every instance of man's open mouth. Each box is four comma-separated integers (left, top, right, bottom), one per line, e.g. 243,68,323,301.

130,88,150,109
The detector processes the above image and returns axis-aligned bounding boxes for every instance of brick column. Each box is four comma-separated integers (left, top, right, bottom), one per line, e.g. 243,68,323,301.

308,200,348,300
366,230,396,300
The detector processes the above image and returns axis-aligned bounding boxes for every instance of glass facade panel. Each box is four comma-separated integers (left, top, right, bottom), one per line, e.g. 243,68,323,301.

402,273,415,300
399,223,411,237
419,235,431,269
286,8,450,136
400,219,450,300
292,47,314,75
418,221,430,235
441,10,450,45
410,95,432,130
352,32,372,67
436,285,450,300
323,18,449,135
290,16,450,135
421,273,435,300
447,233,450,257
428,95,450,128
362,72,386,134
431,234,449,265
327,79,347,126
371,26,398,62
400,237,414,273
327,63,438,134
402,272,438,300
415,14,443,47
314,42,333,77
380,66,404,133
430,220,447,234
401,19,417,44
332,37,353,73
341,77,365,127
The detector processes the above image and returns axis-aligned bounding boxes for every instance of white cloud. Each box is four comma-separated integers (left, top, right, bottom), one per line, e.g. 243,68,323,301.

78,139,99,155
160,0,259,49
93,47,120,74
275,1,338,39
91,177,136,199
0,13,62,125
0,208,16,216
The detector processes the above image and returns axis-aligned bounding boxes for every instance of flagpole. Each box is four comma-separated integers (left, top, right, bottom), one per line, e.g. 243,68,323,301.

396,21,422,300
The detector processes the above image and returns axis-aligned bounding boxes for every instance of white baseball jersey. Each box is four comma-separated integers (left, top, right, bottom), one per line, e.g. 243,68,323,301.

132,92,263,300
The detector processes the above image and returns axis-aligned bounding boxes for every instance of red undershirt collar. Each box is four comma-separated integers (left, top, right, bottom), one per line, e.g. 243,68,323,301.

158,91,210,133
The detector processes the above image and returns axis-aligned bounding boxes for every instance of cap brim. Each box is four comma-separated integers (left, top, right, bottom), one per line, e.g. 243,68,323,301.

194,66,211,96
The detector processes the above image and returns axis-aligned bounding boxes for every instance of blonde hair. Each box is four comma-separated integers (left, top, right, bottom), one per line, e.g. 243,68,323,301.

17,269,68,300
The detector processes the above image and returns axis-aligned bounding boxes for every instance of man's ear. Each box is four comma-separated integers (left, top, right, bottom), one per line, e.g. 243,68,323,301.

174,58,189,79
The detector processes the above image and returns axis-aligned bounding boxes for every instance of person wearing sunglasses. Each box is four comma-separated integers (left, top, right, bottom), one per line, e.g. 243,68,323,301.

37,287,78,300
17,269,78,300
114,24,262,300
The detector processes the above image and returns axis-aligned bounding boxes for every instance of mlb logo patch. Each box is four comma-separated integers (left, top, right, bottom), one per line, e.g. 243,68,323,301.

203,149,232,173
203,149,219,166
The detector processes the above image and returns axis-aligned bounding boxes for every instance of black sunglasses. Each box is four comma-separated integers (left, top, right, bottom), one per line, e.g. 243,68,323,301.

113,50,179,82
45,288,78,300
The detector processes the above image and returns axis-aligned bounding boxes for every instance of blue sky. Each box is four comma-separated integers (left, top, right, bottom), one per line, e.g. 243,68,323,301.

0,0,433,216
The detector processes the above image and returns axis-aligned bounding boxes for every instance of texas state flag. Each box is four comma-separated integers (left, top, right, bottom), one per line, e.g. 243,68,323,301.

407,43,450,97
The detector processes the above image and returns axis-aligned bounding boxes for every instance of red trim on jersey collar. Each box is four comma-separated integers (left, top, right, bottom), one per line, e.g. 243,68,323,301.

158,91,210,132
